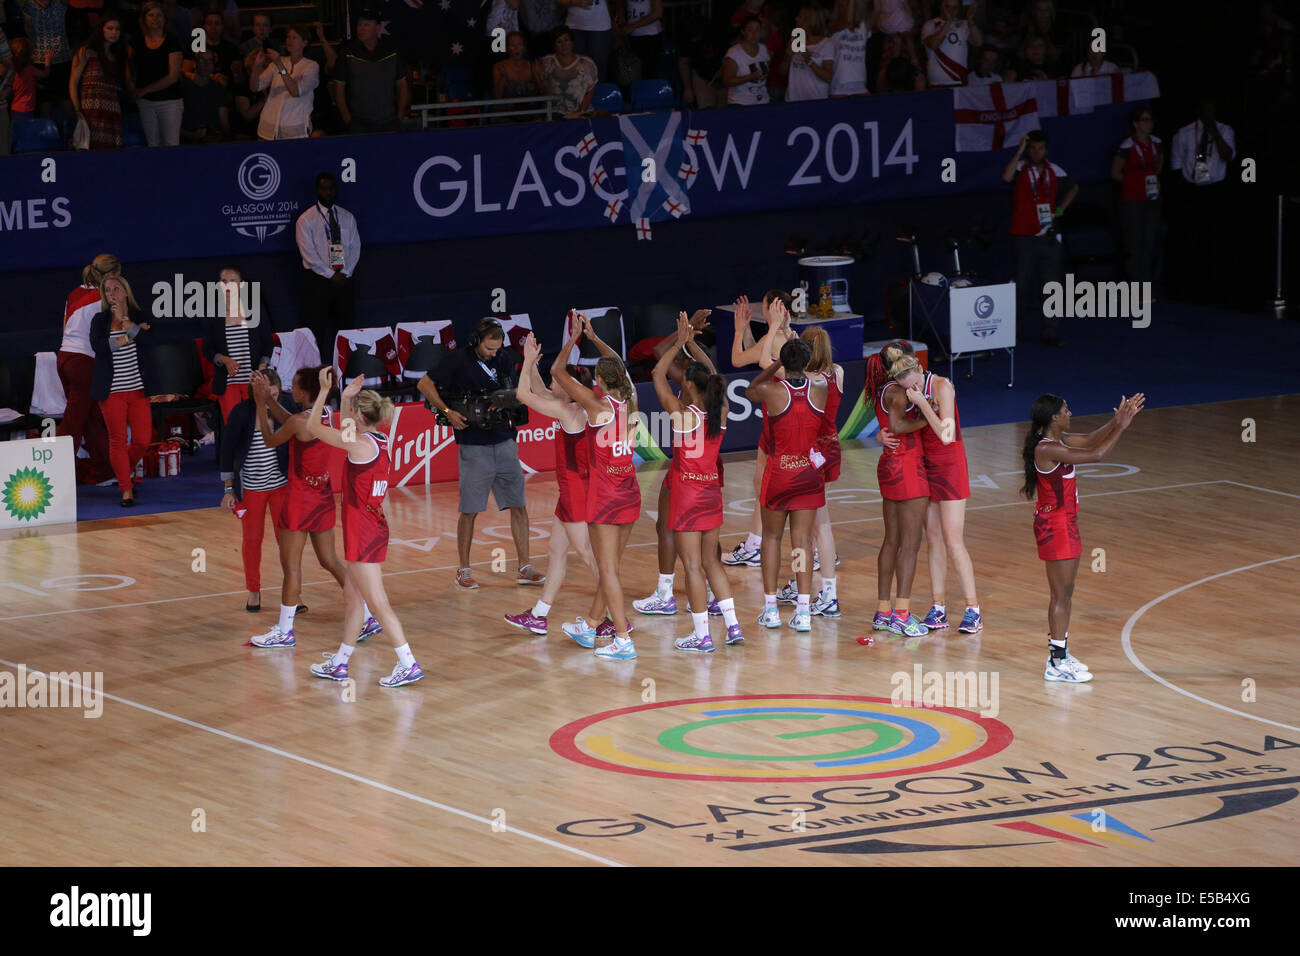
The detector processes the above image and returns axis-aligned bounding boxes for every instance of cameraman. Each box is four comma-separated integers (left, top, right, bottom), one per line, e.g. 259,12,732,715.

417,320,546,590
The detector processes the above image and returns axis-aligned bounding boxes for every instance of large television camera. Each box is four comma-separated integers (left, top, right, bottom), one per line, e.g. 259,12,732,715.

427,388,528,431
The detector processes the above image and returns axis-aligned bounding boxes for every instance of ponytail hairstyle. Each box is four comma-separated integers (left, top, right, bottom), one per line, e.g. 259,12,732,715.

595,355,637,421
1021,394,1065,499
82,253,122,290
779,338,812,377
684,361,726,436
885,346,921,381
864,339,914,396
763,288,795,315
294,366,324,404
801,326,832,374
354,389,395,428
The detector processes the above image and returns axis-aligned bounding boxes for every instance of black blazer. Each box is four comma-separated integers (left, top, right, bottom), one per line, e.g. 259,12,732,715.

202,312,275,396
219,394,299,499
89,309,159,401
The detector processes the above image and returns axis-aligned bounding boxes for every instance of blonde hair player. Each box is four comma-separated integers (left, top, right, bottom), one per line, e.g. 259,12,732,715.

308,368,425,687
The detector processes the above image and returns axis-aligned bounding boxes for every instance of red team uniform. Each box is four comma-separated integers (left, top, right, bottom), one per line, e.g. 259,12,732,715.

1033,438,1081,561
342,432,392,563
586,395,642,525
281,409,337,532
554,419,590,524
667,405,725,531
761,379,826,511
815,371,843,482
919,372,970,501
874,382,930,500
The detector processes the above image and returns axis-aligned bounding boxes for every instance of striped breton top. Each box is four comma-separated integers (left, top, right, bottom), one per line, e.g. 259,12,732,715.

110,339,145,393
224,324,252,385
241,423,287,492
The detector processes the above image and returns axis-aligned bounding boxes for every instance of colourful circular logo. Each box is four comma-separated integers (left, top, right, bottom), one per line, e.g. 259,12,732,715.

550,695,1013,782
3,467,54,522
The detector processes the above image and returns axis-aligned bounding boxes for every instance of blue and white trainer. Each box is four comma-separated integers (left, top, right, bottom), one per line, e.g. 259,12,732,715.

921,606,949,629
674,633,715,653
872,612,901,634
775,580,799,604
757,606,782,629
810,595,841,617
562,617,598,648
250,625,295,648
957,608,983,634
722,541,762,567
380,661,425,687
595,638,637,660
310,653,348,681
1045,657,1093,683
789,610,812,632
357,615,383,642
685,599,723,616
725,624,745,645
633,592,678,615
893,613,929,638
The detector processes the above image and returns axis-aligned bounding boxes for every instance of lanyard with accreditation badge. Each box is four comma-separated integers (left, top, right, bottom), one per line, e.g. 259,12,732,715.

318,204,345,270
1134,139,1160,199
1027,163,1054,227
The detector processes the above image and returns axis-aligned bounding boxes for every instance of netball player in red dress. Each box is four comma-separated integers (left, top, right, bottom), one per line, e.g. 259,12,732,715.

900,367,982,634
554,314,643,660
308,370,425,687
248,367,381,648
865,343,931,638
747,338,827,632
503,331,599,637
651,313,744,651
1022,392,1143,682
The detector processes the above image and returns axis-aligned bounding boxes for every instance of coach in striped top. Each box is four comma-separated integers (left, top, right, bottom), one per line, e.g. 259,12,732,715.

90,275,158,507
203,264,274,424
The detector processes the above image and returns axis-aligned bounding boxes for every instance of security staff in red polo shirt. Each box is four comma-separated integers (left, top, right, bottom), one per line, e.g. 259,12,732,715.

1002,130,1078,347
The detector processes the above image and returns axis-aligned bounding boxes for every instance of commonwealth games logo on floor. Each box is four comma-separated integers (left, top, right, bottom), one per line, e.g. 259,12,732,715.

551,695,1013,782
2,467,54,522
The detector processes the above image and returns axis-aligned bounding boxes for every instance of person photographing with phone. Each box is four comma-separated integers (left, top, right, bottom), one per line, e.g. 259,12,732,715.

723,16,771,105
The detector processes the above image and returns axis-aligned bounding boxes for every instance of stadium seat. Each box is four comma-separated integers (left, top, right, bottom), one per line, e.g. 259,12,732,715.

591,82,625,114
11,118,63,154
630,79,673,112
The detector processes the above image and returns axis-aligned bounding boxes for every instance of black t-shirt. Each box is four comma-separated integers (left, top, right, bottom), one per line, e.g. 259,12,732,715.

231,79,265,136
181,76,230,130
133,33,184,100
432,347,520,446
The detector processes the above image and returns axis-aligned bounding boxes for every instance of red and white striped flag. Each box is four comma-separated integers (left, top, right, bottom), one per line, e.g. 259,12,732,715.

953,82,1041,152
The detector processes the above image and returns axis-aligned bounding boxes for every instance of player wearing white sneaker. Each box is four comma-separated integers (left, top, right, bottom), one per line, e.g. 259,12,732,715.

305,369,424,688
1023,391,1144,681
803,327,845,621
504,332,600,638
653,313,742,652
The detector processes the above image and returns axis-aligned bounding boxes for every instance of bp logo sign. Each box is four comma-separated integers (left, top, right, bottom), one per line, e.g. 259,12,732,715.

2,467,54,522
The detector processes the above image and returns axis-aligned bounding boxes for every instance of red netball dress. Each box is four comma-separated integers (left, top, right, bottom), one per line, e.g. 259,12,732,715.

874,382,930,501
281,409,336,532
816,370,843,483
554,418,591,524
586,395,642,525
760,379,826,511
1033,438,1081,561
920,372,970,501
667,405,725,532
342,432,392,563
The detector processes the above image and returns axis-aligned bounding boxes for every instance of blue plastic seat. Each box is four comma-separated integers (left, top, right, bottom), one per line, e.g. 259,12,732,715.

591,82,625,113
11,118,63,154
630,78,673,111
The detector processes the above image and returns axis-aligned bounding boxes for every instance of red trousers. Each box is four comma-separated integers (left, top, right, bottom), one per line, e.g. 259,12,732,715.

218,383,250,423
57,350,112,481
98,389,153,492
235,485,287,591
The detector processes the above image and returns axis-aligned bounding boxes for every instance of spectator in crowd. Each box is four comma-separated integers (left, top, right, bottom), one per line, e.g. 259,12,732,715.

1022,0,1066,66
967,43,1001,84
922,0,981,88
188,0,240,43
90,275,156,508
239,11,271,57
729,0,761,28
252,27,319,139
761,0,791,101
1005,32,1060,81
204,264,272,422
295,171,360,363
416,319,545,591
520,0,561,61
620,0,662,81
0,32,16,155
785,3,834,102
304,20,339,136
22,0,72,114
876,0,920,69
229,54,263,136
1071,45,1118,77
828,0,869,97
493,29,540,105
69,14,130,149
162,0,190,48
1112,106,1163,287
1169,96,1235,305
132,1,184,146
59,253,118,485
676,10,725,108
556,0,611,81
188,8,241,79
487,0,521,39
220,366,289,615
66,0,104,54
535,25,597,117
876,32,925,91
722,16,770,105
332,9,409,134
8,37,43,121
180,48,230,141
1002,129,1076,347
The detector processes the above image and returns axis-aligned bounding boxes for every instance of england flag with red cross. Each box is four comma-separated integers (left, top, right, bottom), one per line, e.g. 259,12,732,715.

953,82,1041,151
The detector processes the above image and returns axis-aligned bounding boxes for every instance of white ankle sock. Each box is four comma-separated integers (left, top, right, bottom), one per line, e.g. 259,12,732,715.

764,593,777,611
745,533,762,551
363,602,373,620
533,600,552,618
278,604,296,633
718,597,738,628
692,611,708,638
796,594,810,615
395,643,415,668
706,586,716,603
657,573,674,596
334,642,355,665
821,577,837,601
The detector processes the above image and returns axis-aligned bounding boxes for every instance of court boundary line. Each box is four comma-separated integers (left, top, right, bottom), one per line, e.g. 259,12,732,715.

0,656,625,868
1120,553,1300,734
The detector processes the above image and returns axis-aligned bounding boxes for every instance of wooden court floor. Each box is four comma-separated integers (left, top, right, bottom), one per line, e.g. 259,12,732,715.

0,395,1296,867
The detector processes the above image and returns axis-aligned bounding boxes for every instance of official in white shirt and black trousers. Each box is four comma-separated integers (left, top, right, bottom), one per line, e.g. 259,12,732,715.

295,172,360,363
1169,96,1235,306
